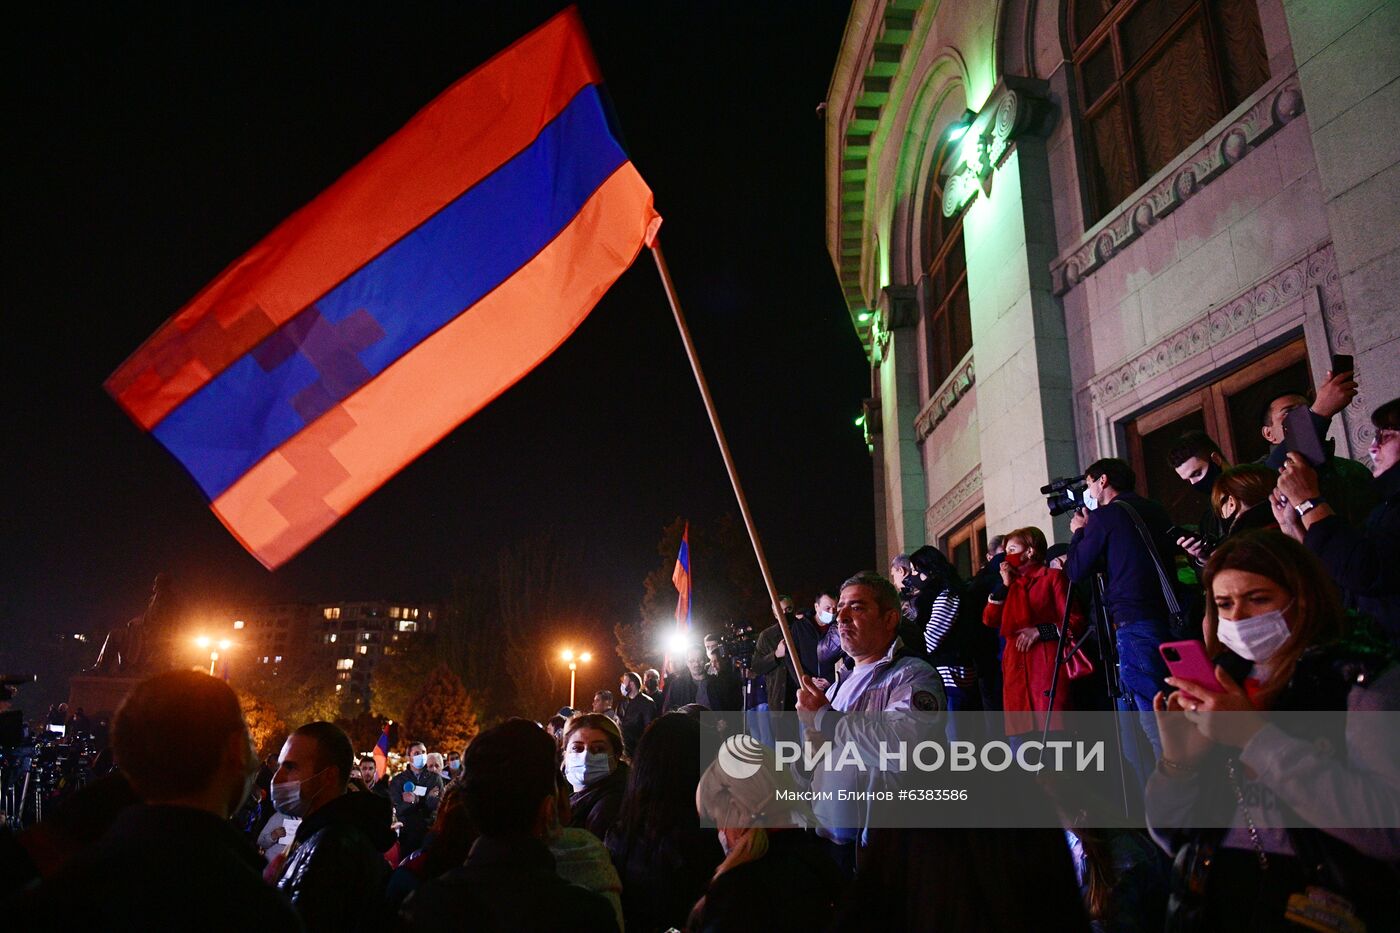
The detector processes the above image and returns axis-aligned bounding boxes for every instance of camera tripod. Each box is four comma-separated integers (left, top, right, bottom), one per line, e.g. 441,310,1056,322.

1039,571,1138,820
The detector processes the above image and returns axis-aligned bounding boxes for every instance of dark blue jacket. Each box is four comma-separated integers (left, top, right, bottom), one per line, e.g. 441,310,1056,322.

1305,463,1400,643
1066,492,1177,623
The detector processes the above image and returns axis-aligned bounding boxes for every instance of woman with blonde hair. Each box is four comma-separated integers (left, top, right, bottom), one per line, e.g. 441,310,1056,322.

560,712,629,841
983,525,1086,736
685,739,841,931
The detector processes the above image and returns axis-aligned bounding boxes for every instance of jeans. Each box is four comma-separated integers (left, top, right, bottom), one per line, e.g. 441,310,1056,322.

746,703,776,749
942,682,985,744
1113,618,1170,787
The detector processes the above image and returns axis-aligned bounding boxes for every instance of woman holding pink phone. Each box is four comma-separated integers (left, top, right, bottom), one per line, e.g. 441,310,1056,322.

1146,531,1399,929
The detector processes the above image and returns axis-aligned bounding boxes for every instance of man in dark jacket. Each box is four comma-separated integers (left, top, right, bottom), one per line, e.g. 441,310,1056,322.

752,593,838,711
389,741,444,857
616,671,657,757
272,721,394,933
397,719,617,932
23,670,301,930
1259,376,1375,525
661,646,706,712
1278,397,1400,643
1067,458,1177,786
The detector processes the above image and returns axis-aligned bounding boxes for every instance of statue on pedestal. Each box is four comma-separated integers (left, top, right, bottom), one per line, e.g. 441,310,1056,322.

92,573,186,673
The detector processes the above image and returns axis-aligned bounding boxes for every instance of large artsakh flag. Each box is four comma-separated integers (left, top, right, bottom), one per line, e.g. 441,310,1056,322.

106,8,660,569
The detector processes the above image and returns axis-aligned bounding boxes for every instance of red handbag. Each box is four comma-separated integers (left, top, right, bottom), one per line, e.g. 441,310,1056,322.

1061,628,1095,680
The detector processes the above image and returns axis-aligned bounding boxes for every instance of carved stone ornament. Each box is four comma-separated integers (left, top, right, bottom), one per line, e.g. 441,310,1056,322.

926,468,984,537
914,352,976,442
1086,243,1336,408
1052,74,1306,295
941,76,1054,217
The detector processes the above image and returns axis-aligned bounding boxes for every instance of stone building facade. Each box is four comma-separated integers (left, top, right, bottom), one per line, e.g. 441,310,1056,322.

825,0,1399,572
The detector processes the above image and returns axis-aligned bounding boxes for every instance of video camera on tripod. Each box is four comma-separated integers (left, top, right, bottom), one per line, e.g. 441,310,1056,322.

1040,475,1089,517
712,621,759,671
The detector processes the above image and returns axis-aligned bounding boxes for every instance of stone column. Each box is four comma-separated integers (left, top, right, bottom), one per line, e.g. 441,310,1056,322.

955,78,1079,539
873,284,928,563
1282,0,1400,444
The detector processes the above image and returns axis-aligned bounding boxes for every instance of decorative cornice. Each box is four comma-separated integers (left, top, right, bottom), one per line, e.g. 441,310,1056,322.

861,397,883,449
883,284,920,329
1086,243,1336,408
914,352,976,441
1052,73,1305,295
941,76,1055,217
926,467,983,533
825,1,921,358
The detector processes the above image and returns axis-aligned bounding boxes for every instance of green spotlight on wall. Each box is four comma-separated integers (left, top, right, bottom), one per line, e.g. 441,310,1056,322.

854,414,866,427
857,311,872,323
945,123,969,142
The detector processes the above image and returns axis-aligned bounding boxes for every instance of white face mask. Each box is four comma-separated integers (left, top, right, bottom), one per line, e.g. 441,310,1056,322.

271,768,325,818
1216,605,1292,661
563,750,613,791
1082,488,1099,511
817,609,834,625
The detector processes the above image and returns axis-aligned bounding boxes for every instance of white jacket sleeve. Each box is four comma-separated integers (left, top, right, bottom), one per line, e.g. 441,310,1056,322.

1238,665,1400,860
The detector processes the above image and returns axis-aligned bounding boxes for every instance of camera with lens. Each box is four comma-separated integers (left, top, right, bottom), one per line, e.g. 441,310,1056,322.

714,622,758,670
1040,475,1089,517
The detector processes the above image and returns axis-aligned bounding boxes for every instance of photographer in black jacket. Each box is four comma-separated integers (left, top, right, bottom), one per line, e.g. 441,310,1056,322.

1066,458,1178,788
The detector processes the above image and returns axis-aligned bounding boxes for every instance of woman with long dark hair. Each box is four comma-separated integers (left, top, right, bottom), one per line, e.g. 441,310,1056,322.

605,712,723,933
1148,530,1400,929
904,545,983,735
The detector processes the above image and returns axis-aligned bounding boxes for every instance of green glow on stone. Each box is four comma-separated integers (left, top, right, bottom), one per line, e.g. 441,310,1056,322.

946,123,968,142
854,414,866,427
857,311,872,323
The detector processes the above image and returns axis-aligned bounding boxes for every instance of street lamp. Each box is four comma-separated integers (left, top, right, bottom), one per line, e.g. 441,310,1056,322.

194,635,232,676
561,648,592,709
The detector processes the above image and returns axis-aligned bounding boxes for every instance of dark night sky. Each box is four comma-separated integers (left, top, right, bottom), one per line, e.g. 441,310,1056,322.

6,2,873,704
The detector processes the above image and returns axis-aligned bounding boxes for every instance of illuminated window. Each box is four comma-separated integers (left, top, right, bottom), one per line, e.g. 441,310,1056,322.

397,620,417,633
411,608,420,619
323,607,341,620
389,606,401,619
274,655,283,663
233,620,245,630
336,658,354,671
942,509,989,584
357,645,368,655
335,683,343,691
922,175,971,395
1071,0,1269,225
328,633,337,643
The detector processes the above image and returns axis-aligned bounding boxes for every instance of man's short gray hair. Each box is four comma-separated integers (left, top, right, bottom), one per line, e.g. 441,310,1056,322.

840,571,900,614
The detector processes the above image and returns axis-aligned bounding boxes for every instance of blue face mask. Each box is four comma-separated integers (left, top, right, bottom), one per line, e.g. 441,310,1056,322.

1082,490,1098,511
411,753,427,770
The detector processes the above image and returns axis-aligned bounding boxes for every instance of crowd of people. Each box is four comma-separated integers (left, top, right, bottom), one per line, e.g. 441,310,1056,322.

4,378,1399,932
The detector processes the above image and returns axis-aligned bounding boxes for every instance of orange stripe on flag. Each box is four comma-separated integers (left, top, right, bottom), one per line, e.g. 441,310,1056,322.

211,164,659,568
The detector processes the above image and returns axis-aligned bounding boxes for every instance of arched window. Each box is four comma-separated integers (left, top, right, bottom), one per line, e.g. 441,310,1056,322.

924,158,972,395
1072,0,1269,225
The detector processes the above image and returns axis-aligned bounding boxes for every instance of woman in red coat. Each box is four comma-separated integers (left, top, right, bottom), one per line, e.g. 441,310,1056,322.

983,526,1085,736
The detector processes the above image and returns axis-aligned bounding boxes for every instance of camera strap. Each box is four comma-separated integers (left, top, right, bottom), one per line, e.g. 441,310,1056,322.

1115,500,1189,632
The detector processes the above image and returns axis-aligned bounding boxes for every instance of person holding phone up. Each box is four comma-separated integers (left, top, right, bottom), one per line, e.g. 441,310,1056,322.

1274,397,1400,643
1146,531,1400,930
1258,366,1375,528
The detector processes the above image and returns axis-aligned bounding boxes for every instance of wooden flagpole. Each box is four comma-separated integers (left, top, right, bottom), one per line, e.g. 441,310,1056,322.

649,239,808,682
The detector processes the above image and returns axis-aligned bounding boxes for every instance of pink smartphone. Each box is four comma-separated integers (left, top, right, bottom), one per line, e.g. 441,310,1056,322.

1159,640,1221,695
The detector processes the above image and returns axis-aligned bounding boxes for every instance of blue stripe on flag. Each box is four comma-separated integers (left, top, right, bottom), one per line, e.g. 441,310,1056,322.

153,84,627,500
